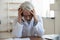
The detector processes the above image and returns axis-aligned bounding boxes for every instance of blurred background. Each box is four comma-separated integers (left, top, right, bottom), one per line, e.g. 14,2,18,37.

0,0,60,40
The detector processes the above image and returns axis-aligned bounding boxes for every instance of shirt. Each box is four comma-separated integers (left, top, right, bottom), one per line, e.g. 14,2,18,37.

12,15,44,38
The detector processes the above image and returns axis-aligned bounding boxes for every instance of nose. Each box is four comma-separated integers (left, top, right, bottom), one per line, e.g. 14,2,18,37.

27,16,30,20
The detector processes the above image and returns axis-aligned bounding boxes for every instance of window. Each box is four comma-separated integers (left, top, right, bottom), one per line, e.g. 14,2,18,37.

31,0,55,17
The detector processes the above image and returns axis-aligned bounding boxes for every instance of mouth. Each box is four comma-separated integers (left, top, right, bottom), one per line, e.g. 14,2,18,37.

27,19,31,21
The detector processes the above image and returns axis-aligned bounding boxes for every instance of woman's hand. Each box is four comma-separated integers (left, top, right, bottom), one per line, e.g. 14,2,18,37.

18,8,23,23
31,9,38,23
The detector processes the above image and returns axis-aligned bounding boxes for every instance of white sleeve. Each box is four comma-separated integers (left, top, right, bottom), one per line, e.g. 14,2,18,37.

34,16,44,37
12,18,23,37
35,22,44,36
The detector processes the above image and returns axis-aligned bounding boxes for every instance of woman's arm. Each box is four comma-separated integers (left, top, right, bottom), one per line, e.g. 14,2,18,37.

11,18,23,38
33,16,44,37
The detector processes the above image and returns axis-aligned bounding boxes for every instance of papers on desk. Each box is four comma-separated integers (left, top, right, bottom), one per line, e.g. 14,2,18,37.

42,34,59,39
5,38,30,40
14,38,30,40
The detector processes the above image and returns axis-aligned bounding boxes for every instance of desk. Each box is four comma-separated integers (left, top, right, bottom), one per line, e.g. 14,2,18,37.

0,38,30,40
42,34,59,40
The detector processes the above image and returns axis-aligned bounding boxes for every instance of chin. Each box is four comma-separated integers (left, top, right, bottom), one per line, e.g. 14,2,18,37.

27,20,30,21
26,19,31,21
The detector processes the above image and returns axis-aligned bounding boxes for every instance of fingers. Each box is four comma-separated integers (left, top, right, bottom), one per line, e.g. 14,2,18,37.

18,8,22,11
30,9,35,15
18,8,23,16
18,8,23,13
18,8,22,23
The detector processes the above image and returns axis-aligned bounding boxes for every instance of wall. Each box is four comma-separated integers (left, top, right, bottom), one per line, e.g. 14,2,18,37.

50,0,60,34
43,18,55,34
55,0,60,34
0,0,8,31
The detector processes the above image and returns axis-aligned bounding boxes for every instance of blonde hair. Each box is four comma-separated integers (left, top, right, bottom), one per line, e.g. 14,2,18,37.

19,1,34,11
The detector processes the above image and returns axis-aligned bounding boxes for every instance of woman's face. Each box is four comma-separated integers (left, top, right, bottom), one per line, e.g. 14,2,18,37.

23,10,33,21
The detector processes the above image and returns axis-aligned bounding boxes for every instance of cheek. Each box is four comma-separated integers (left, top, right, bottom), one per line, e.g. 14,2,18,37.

30,16,32,19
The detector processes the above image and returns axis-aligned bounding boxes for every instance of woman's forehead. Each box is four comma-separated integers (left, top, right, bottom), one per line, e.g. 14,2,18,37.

23,10,31,15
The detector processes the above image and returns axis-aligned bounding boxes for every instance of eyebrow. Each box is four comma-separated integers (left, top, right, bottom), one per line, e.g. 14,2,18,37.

23,15,31,16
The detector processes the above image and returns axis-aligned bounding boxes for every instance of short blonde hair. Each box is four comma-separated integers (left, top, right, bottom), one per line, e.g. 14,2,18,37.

20,1,34,11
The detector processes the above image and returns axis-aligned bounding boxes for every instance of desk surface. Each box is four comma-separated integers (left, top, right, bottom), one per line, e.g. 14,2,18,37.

0,38,30,40
42,34,59,39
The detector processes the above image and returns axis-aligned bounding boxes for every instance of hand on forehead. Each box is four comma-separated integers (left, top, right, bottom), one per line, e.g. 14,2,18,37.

23,10,32,15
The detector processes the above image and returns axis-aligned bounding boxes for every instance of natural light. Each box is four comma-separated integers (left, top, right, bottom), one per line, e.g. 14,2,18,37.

8,0,55,17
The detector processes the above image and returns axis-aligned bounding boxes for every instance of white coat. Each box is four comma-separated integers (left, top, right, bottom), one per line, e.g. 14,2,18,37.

12,16,44,38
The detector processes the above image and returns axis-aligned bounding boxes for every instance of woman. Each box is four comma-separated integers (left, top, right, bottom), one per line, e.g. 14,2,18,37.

12,1,44,40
